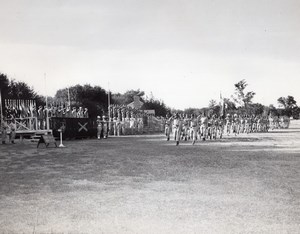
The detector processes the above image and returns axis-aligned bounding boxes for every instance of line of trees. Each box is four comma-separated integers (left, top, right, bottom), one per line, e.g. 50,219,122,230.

182,79,300,119
1,72,299,119
0,73,44,105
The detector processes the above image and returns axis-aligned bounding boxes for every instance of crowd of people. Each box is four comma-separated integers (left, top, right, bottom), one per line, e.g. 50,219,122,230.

3,103,89,119
2,101,90,131
0,99,292,145
164,113,291,146
95,104,154,139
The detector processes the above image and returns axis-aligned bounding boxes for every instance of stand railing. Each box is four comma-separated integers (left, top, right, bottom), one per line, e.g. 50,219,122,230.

6,117,50,132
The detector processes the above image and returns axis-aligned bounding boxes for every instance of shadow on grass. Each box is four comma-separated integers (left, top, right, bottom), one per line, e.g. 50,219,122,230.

268,130,300,133
220,137,261,142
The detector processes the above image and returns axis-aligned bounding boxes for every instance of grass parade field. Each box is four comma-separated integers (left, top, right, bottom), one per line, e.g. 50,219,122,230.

0,121,299,234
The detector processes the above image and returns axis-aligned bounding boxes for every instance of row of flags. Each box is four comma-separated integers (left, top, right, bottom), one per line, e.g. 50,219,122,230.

1,98,37,119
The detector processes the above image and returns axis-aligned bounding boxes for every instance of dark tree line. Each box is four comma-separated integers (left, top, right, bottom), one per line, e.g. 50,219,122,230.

1,72,299,119
0,73,45,106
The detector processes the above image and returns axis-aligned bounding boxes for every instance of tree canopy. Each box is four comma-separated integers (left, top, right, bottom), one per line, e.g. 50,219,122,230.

232,79,255,108
277,96,299,118
54,84,108,118
0,73,44,105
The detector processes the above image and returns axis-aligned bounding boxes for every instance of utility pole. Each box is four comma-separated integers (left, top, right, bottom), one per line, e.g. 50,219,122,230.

108,82,111,117
44,73,49,130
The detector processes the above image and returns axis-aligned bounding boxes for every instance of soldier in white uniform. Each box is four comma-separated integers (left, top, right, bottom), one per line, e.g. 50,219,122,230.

190,114,198,145
129,113,136,135
232,113,239,136
182,114,190,141
173,113,182,146
164,114,172,141
217,116,224,139
200,113,208,141
102,115,108,139
225,114,232,136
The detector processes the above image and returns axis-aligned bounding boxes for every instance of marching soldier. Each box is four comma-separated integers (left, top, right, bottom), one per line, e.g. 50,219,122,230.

173,113,182,146
200,113,208,140
190,114,198,145
245,115,251,134
164,113,172,141
182,114,190,141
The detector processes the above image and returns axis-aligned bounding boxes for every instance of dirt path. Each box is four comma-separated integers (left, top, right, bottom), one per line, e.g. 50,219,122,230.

0,120,299,233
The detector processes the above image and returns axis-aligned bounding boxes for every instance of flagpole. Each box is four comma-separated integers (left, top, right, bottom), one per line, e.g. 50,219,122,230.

44,73,49,130
108,82,110,117
67,87,71,106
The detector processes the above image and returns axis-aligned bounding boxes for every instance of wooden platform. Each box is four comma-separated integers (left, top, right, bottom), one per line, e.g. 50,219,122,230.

16,129,53,141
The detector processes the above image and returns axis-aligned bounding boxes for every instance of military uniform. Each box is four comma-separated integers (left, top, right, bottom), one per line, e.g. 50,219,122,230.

129,115,136,135
190,115,198,145
1,119,8,144
173,114,182,146
102,115,108,139
200,115,208,140
165,116,172,141
96,116,102,139
9,120,16,144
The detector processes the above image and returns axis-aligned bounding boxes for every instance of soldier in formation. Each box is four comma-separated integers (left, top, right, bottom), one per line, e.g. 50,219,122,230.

163,112,290,146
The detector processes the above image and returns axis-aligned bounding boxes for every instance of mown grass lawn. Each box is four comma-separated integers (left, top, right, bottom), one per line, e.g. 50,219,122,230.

0,121,299,234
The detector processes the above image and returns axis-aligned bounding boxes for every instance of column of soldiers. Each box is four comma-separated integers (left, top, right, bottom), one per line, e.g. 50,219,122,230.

96,105,147,139
164,113,291,146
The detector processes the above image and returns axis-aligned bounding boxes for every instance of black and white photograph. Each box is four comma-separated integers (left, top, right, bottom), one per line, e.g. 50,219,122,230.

0,0,299,233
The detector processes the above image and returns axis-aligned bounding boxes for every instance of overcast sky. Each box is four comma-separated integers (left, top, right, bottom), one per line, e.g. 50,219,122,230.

0,0,299,109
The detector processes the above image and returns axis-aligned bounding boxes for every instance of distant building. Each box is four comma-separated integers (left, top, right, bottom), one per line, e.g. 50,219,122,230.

127,95,156,116
127,96,144,109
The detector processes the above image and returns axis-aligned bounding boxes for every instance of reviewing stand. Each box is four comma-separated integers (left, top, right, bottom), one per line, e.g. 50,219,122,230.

37,134,57,148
